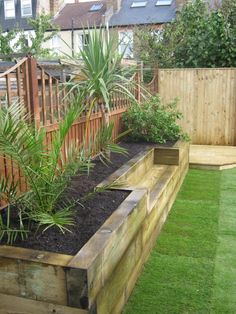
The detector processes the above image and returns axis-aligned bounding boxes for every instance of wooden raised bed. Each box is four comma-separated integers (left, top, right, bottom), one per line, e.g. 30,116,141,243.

0,141,189,314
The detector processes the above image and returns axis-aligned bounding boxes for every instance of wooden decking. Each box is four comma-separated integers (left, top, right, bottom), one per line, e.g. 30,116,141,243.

190,145,236,170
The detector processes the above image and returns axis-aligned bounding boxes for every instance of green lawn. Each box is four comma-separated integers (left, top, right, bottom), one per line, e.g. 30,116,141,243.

124,169,236,314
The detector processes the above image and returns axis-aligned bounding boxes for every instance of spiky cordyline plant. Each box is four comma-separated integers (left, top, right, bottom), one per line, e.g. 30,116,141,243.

65,27,139,125
0,99,127,242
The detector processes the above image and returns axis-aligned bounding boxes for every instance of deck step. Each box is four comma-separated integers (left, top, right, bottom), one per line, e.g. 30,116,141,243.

190,145,236,170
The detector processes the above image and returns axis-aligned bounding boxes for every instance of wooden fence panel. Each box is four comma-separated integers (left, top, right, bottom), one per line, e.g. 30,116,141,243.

0,57,135,208
158,68,236,145
0,58,31,208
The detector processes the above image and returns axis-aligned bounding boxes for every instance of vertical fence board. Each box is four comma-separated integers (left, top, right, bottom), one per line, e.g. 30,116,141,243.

0,57,134,207
158,68,236,145
41,69,47,125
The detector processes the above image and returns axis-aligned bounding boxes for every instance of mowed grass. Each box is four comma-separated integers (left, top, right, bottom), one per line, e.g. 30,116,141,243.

211,168,236,313
124,169,223,314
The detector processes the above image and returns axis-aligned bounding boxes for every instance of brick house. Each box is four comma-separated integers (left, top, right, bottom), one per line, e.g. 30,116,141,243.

0,0,187,57
46,0,186,58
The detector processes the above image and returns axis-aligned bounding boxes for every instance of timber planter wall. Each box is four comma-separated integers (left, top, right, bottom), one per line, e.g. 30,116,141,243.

0,141,189,314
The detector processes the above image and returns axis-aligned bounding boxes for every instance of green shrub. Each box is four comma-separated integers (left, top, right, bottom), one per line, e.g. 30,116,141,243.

122,96,188,144
135,0,236,68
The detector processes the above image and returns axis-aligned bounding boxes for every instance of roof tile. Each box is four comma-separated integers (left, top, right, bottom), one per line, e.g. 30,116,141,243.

54,1,106,30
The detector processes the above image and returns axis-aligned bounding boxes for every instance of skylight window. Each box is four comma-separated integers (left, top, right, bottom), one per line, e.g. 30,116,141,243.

156,0,172,6
89,3,103,11
131,1,147,8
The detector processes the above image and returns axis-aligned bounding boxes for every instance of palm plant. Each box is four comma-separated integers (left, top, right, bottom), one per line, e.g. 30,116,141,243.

0,98,126,242
0,175,28,244
0,99,86,235
66,27,137,127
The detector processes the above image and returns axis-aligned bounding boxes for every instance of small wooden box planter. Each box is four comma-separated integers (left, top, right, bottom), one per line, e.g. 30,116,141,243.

0,141,189,314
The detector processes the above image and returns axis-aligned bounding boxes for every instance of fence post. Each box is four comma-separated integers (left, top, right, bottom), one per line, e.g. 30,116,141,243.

154,67,159,93
135,72,141,102
140,61,144,83
28,56,40,127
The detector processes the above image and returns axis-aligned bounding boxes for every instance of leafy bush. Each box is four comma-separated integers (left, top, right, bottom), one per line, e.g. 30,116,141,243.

143,68,154,84
135,0,236,68
122,96,188,144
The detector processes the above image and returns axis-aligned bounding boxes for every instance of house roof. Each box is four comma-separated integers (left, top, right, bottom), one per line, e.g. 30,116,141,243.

0,0,38,32
54,1,107,30
109,0,176,27
0,61,15,72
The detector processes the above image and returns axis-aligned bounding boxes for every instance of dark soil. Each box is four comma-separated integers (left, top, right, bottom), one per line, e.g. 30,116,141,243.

9,142,151,255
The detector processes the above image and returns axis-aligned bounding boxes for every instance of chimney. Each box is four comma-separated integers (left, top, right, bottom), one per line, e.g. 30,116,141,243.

103,0,122,24
113,0,122,12
175,0,188,11
50,0,62,16
106,0,122,13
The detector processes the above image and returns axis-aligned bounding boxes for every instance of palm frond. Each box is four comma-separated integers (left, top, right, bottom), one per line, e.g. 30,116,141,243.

34,209,74,234
0,175,18,203
93,122,128,164
0,227,29,245
81,180,125,203
0,204,29,244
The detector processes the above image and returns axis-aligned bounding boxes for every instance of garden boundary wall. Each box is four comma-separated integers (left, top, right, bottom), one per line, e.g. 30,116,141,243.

147,68,236,146
0,57,138,207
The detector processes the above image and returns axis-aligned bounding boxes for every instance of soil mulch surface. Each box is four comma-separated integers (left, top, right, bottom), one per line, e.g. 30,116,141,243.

11,143,149,255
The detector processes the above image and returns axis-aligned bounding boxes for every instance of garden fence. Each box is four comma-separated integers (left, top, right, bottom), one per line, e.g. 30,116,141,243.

0,56,138,207
147,68,236,146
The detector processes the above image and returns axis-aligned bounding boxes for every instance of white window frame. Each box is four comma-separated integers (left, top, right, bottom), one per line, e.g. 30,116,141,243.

21,0,32,17
4,0,15,19
77,33,89,53
51,35,61,54
118,30,133,59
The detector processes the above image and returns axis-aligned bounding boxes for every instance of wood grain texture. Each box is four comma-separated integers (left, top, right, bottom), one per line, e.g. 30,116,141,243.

0,293,88,314
189,144,236,170
0,245,72,265
69,190,147,306
154,147,180,165
0,257,68,305
158,68,236,145
66,268,88,309
95,141,189,314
